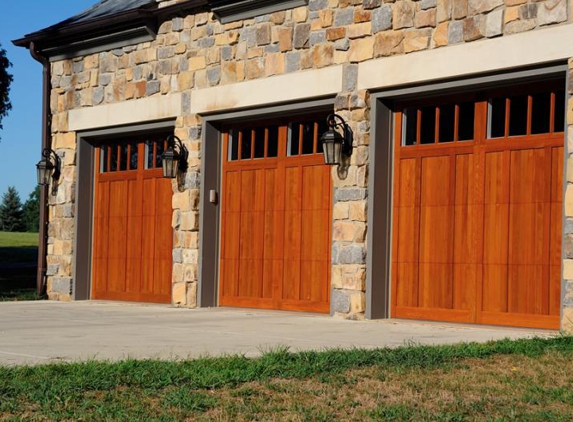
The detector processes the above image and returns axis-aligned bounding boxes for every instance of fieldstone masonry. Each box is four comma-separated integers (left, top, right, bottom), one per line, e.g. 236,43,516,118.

44,0,572,327
561,60,573,333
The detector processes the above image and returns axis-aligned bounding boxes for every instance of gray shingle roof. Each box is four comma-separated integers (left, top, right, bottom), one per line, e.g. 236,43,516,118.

43,0,156,31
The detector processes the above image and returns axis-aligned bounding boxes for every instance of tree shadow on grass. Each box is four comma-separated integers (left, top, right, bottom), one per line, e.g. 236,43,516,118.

0,244,40,301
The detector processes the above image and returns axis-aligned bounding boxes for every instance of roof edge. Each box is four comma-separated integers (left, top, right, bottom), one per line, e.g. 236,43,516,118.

13,0,208,53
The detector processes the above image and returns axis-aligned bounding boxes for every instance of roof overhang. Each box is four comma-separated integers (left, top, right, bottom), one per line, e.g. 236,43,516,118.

13,0,208,60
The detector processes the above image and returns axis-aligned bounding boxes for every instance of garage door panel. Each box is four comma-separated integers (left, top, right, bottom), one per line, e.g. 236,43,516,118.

396,206,420,263
420,156,451,206
302,209,328,260
284,210,301,260
395,262,419,308
285,167,302,210
483,204,509,265
507,265,545,315
550,148,563,268
125,258,142,294
300,259,329,303
419,263,453,309
225,171,241,213
398,158,420,207
94,182,110,260
482,264,509,312
93,259,108,296
453,263,476,310
484,151,510,204
262,259,281,299
454,154,479,265
454,154,476,205
283,259,301,301
223,212,240,259
419,205,453,263
107,258,126,293
551,147,563,203
238,259,263,298
510,149,551,204
508,202,550,265
550,265,561,316
302,165,326,210
153,258,172,297
221,259,239,298
453,205,480,264
264,211,283,260
239,211,265,260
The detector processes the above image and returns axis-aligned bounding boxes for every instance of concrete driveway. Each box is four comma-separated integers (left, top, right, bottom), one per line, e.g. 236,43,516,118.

0,301,555,366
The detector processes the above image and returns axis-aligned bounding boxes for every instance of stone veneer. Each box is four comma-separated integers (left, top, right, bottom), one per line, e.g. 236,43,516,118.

45,0,570,325
561,59,573,332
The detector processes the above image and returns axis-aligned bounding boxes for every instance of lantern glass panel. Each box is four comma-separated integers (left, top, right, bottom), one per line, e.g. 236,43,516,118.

162,149,179,178
36,160,52,185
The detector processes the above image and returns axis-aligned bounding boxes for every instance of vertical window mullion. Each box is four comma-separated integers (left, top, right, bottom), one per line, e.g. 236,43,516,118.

526,94,533,136
435,106,440,144
550,91,556,134
313,121,318,153
116,145,121,171
454,104,460,142
504,97,510,138
416,108,421,145
298,124,303,155
250,129,255,159
237,129,243,160
264,128,269,158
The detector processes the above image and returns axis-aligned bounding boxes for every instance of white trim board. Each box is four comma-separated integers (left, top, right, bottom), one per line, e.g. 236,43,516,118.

68,94,182,131
358,23,573,91
190,66,343,115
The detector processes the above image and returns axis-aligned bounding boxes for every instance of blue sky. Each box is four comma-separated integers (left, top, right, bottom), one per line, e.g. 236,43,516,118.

0,1,96,201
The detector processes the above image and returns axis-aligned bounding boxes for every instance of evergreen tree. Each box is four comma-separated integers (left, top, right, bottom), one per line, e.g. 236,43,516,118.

23,186,40,232
0,186,25,232
0,43,13,140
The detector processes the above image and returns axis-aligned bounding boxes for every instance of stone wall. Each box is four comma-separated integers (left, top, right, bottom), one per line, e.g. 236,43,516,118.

46,0,569,319
562,60,573,333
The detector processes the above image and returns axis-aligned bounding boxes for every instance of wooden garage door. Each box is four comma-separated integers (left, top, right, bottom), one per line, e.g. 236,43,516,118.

92,134,173,303
392,81,564,329
220,116,332,313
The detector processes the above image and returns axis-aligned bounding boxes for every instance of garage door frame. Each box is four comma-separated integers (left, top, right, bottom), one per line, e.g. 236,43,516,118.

198,98,336,309
73,120,177,300
367,63,568,322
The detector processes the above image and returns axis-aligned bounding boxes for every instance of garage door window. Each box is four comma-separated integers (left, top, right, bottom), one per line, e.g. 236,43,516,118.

227,125,280,161
487,87,565,138
402,100,476,146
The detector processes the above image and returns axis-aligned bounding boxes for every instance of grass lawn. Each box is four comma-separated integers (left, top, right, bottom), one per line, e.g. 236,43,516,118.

0,231,39,265
0,231,39,299
0,337,572,421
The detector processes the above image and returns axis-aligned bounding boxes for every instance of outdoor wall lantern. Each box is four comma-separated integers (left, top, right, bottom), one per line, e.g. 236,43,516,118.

36,148,61,186
320,114,353,166
161,135,188,179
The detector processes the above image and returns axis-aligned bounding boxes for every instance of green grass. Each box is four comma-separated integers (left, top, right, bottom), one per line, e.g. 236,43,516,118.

0,231,40,248
0,289,43,302
0,231,39,266
1,337,572,421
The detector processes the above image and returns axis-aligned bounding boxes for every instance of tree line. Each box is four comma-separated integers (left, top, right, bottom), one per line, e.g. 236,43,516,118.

0,186,40,232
